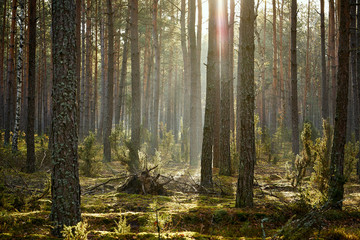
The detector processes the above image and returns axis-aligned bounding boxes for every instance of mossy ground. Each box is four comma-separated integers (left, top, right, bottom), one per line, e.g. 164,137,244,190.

1,147,360,239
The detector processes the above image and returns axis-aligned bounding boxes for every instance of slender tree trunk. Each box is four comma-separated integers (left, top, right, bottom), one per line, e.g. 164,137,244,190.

200,0,217,189
0,0,7,129
279,0,285,121
180,0,190,162
12,0,25,152
97,10,105,140
116,23,129,126
321,0,329,120
329,0,336,124
291,0,299,156
350,0,358,140
261,0,267,137
229,0,235,133
93,0,98,131
129,0,141,172
4,0,17,146
50,0,81,236
143,0,151,130
76,0,81,138
236,0,255,208
189,0,199,166
328,0,349,209
195,0,202,158
26,0,36,173
219,0,231,176
303,0,311,123
270,0,277,136
151,0,160,156
357,0,360,179
103,0,114,162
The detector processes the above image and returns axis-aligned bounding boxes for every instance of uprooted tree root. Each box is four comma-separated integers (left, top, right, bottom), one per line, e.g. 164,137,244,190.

117,166,172,195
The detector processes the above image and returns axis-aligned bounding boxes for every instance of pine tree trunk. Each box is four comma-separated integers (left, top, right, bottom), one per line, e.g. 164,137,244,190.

103,0,114,162
0,0,7,130
195,0,202,159
151,0,160,156
180,0,190,162
350,0,358,141
328,0,349,210
303,0,311,123
4,0,17,146
321,0,328,120
357,0,360,179
229,0,235,134
329,0,336,124
200,0,217,189
76,0,81,138
279,0,285,121
189,0,199,166
270,0,277,136
290,0,299,156
143,0,151,130
97,10,105,140
236,0,255,208
129,0,141,172
12,0,25,152
50,0,81,236
261,0,267,137
26,0,36,173
219,0,231,176
92,0,98,131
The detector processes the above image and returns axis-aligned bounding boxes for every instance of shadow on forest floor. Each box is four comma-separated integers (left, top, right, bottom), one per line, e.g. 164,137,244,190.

1,156,360,239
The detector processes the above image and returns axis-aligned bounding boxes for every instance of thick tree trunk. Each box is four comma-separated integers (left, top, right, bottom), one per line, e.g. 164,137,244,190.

12,0,25,152
4,0,17,146
103,0,114,162
350,0,358,141
50,0,81,236
290,0,299,157
219,0,231,176
236,0,255,208
200,0,217,189
357,0,360,179
129,0,141,173
26,0,36,173
328,0,349,210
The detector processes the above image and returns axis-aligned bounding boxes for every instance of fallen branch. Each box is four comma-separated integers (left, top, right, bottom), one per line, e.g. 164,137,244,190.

84,176,128,195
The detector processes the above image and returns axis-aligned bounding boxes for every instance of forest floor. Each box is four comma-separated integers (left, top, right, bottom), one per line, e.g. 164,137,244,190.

1,151,360,239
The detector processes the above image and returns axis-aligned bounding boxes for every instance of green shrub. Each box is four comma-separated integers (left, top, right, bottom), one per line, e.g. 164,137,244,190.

61,221,89,240
79,132,99,177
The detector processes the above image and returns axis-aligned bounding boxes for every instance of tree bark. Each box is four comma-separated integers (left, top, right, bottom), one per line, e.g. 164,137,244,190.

50,0,81,236
219,0,231,176
4,0,17,146
229,0,235,134
129,0,141,173
12,0,25,152
151,0,160,156
270,0,277,136
103,0,114,162
303,0,311,123
290,0,299,156
329,0,336,124
321,0,328,120
0,0,7,129
236,0,255,208
189,0,199,166
328,0,349,210
200,0,217,189
26,0,36,173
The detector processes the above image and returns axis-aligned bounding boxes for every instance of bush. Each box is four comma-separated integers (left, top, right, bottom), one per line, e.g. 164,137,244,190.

61,221,89,240
79,132,99,177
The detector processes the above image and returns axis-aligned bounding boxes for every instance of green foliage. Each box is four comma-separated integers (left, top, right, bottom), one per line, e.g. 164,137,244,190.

109,125,130,168
147,200,172,233
61,221,89,240
79,132,100,177
344,137,359,182
310,120,332,198
289,123,315,187
114,212,131,234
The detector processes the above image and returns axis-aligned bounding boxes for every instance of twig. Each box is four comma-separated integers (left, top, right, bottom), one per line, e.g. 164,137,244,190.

83,176,127,195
